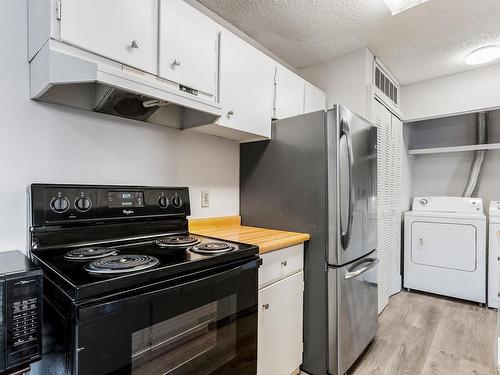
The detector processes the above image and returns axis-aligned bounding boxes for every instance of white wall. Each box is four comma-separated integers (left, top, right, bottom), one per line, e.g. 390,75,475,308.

401,63,500,122
0,0,240,252
299,48,373,118
404,110,500,209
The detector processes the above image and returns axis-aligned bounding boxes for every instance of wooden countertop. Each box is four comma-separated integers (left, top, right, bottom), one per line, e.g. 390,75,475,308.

189,216,310,254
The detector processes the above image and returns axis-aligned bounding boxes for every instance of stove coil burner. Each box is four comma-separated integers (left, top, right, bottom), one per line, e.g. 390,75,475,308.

189,242,235,255
155,236,201,248
64,247,118,261
85,255,160,275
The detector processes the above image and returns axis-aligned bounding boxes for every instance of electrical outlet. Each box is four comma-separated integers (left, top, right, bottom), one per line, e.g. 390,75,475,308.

201,190,210,208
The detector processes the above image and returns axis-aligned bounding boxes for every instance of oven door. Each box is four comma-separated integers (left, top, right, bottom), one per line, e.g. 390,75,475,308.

74,257,260,375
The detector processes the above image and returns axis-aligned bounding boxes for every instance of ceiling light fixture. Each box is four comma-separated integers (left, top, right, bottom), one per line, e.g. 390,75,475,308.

383,0,429,15
465,45,500,65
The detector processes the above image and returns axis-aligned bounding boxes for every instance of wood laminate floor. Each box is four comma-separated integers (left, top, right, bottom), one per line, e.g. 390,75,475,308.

349,291,497,375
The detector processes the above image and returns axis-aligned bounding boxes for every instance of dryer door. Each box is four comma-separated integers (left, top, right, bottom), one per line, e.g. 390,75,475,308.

411,222,477,271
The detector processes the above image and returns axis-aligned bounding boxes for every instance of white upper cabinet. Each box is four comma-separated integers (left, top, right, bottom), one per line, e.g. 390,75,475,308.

274,65,305,119
28,0,324,142
159,0,218,97
59,0,158,74
304,82,327,113
217,30,275,139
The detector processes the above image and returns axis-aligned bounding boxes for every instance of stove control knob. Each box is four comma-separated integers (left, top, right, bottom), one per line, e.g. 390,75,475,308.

50,197,70,213
158,196,169,209
75,197,92,212
171,196,183,209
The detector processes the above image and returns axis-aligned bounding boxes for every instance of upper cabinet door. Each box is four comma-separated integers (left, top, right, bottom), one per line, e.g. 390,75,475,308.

159,0,218,97
304,82,327,113
274,66,305,119
218,31,275,139
59,0,158,74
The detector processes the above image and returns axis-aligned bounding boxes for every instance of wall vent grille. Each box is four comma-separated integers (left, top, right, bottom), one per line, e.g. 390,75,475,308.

375,66,398,106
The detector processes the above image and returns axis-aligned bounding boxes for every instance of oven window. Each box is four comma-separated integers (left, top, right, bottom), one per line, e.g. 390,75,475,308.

131,294,237,375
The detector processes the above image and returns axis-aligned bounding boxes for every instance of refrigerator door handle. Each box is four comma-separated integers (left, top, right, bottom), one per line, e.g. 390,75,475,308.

344,258,379,280
340,118,354,250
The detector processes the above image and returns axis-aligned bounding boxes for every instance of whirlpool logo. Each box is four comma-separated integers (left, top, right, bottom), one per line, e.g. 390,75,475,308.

122,209,134,215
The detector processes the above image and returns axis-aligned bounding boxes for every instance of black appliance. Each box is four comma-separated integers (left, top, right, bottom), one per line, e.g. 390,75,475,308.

28,184,260,375
0,251,42,374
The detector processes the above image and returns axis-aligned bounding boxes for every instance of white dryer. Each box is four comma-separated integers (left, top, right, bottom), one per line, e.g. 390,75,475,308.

404,196,486,303
488,200,500,308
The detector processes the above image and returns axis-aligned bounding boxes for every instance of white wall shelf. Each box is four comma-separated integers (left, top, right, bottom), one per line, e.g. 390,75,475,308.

408,142,500,155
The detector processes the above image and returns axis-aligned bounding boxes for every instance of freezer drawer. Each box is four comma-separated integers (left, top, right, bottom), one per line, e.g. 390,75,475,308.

328,254,378,375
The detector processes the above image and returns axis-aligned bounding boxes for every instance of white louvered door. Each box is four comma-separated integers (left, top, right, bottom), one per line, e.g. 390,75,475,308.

374,100,402,313
375,100,391,313
389,116,403,296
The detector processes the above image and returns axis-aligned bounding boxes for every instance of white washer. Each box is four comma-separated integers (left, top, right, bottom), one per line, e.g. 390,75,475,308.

404,196,486,303
488,200,500,308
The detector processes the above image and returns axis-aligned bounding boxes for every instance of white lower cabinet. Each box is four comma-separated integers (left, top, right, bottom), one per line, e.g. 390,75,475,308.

258,245,304,375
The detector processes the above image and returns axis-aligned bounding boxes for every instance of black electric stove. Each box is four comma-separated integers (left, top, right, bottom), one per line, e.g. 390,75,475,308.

29,184,260,375
33,233,257,300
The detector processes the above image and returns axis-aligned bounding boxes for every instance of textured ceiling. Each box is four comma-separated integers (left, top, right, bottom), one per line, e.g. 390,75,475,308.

197,0,500,85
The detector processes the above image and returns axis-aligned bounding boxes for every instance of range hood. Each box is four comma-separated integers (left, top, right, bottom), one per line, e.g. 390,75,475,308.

29,41,222,129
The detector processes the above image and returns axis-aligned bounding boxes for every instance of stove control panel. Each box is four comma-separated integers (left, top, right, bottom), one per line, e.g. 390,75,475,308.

31,184,191,225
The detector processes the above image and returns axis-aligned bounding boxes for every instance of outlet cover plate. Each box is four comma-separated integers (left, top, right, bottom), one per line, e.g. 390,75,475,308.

201,190,210,208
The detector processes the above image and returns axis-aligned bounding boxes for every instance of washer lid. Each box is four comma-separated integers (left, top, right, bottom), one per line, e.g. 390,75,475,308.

412,196,483,214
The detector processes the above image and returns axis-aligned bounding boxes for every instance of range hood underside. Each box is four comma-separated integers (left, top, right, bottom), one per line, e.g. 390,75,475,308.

30,43,221,130
36,82,219,129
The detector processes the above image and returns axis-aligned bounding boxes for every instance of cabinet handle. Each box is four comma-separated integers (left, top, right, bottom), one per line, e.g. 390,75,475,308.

227,110,234,117
131,40,140,49
263,303,269,310
281,260,288,267
172,59,181,67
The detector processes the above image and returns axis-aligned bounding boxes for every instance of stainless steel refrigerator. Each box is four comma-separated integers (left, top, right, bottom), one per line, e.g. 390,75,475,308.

240,105,378,375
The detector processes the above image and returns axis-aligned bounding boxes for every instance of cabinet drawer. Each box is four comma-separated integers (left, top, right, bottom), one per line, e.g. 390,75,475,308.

259,244,304,289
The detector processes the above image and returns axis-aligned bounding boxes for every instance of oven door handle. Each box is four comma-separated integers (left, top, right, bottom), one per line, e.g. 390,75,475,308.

77,256,261,321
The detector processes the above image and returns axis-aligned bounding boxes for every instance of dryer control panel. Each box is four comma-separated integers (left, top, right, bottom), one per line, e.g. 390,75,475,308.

412,196,483,213
489,200,500,217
